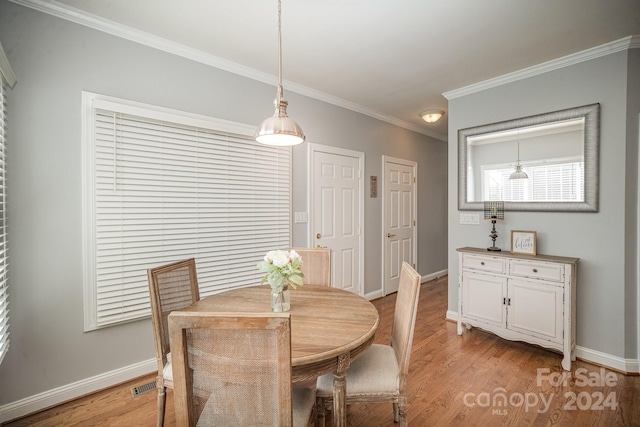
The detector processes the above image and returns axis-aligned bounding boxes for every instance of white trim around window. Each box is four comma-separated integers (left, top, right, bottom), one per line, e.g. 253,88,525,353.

82,92,292,331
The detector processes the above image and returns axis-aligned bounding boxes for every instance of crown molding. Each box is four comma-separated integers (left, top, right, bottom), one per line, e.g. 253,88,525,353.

444,35,640,100
9,0,446,141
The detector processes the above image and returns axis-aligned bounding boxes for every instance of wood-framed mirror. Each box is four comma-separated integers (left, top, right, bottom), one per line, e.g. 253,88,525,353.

458,103,600,212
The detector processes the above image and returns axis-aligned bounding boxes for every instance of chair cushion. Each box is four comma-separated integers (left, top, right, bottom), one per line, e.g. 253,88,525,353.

292,386,316,426
316,344,399,397
162,353,173,381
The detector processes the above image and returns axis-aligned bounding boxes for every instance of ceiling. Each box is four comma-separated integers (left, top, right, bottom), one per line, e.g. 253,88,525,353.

40,0,640,141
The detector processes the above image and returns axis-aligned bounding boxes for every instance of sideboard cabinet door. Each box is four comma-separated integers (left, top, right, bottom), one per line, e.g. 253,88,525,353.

460,271,507,328
507,279,563,344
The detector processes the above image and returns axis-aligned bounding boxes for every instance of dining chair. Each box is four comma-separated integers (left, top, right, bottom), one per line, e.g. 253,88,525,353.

147,258,200,427
289,247,331,286
315,261,421,427
168,311,316,427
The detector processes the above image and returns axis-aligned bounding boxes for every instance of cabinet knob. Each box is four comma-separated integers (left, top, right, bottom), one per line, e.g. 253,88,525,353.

532,268,538,273
480,262,485,265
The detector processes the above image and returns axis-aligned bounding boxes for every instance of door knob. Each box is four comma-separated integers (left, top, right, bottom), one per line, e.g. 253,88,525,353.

316,233,321,239
387,233,396,238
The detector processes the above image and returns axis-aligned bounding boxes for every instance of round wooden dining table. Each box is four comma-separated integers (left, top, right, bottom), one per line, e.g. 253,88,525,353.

181,284,380,427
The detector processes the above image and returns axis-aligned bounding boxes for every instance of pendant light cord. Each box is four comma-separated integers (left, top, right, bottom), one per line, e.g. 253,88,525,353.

277,0,283,101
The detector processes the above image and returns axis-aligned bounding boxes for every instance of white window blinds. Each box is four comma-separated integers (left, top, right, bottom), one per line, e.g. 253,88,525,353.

83,93,291,330
0,75,10,364
482,158,583,202
0,40,14,365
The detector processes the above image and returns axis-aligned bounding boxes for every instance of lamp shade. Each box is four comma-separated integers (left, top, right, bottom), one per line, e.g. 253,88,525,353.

509,164,529,180
255,114,305,146
483,201,504,220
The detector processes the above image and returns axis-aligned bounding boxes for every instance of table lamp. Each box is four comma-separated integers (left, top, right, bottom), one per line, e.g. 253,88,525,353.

484,201,504,251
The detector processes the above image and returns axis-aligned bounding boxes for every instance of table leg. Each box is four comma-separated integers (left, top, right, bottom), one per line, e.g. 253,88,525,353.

332,353,350,427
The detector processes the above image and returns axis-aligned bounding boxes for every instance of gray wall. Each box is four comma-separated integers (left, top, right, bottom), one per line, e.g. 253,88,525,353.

624,48,640,358
448,48,639,361
0,2,447,406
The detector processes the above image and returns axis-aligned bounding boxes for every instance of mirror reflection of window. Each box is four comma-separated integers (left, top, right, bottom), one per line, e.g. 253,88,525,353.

482,159,584,202
468,118,585,203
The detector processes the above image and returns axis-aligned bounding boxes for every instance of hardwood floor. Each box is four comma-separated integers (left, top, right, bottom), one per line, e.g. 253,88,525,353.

5,276,639,426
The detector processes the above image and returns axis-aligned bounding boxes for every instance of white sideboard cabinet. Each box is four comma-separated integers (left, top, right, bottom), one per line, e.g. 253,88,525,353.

456,247,579,370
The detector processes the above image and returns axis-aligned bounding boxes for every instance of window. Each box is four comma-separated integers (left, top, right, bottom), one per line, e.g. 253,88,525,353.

482,158,584,202
0,43,15,365
83,93,292,330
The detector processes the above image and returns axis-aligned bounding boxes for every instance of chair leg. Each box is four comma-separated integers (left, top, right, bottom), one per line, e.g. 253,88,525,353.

315,397,326,427
396,397,407,427
156,387,166,427
397,407,407,427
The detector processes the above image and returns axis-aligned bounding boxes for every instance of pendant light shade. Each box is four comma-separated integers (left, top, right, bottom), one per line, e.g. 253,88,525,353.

509,137,528,180
254,0,305,146
509,163,529,180
255,95,305,146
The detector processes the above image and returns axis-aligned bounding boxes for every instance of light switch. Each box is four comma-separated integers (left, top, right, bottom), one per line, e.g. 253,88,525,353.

460,213,480,225
294,212,308,223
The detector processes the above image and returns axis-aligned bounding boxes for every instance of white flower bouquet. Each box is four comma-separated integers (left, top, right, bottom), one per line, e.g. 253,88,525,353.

257,249,304,291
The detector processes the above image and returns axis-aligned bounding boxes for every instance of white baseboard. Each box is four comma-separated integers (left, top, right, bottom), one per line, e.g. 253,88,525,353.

364,289,383,300
445,310,639,374
575,346,640,373
421,269,448,284
0,358,157,423
363,269,448,301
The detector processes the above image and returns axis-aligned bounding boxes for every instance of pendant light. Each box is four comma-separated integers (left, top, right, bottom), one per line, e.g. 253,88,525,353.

254,0,305,146
509,132,528,180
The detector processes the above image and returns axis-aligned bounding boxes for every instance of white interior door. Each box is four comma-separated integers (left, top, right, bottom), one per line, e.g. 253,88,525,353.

383,156,417,295
309,144,364,295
